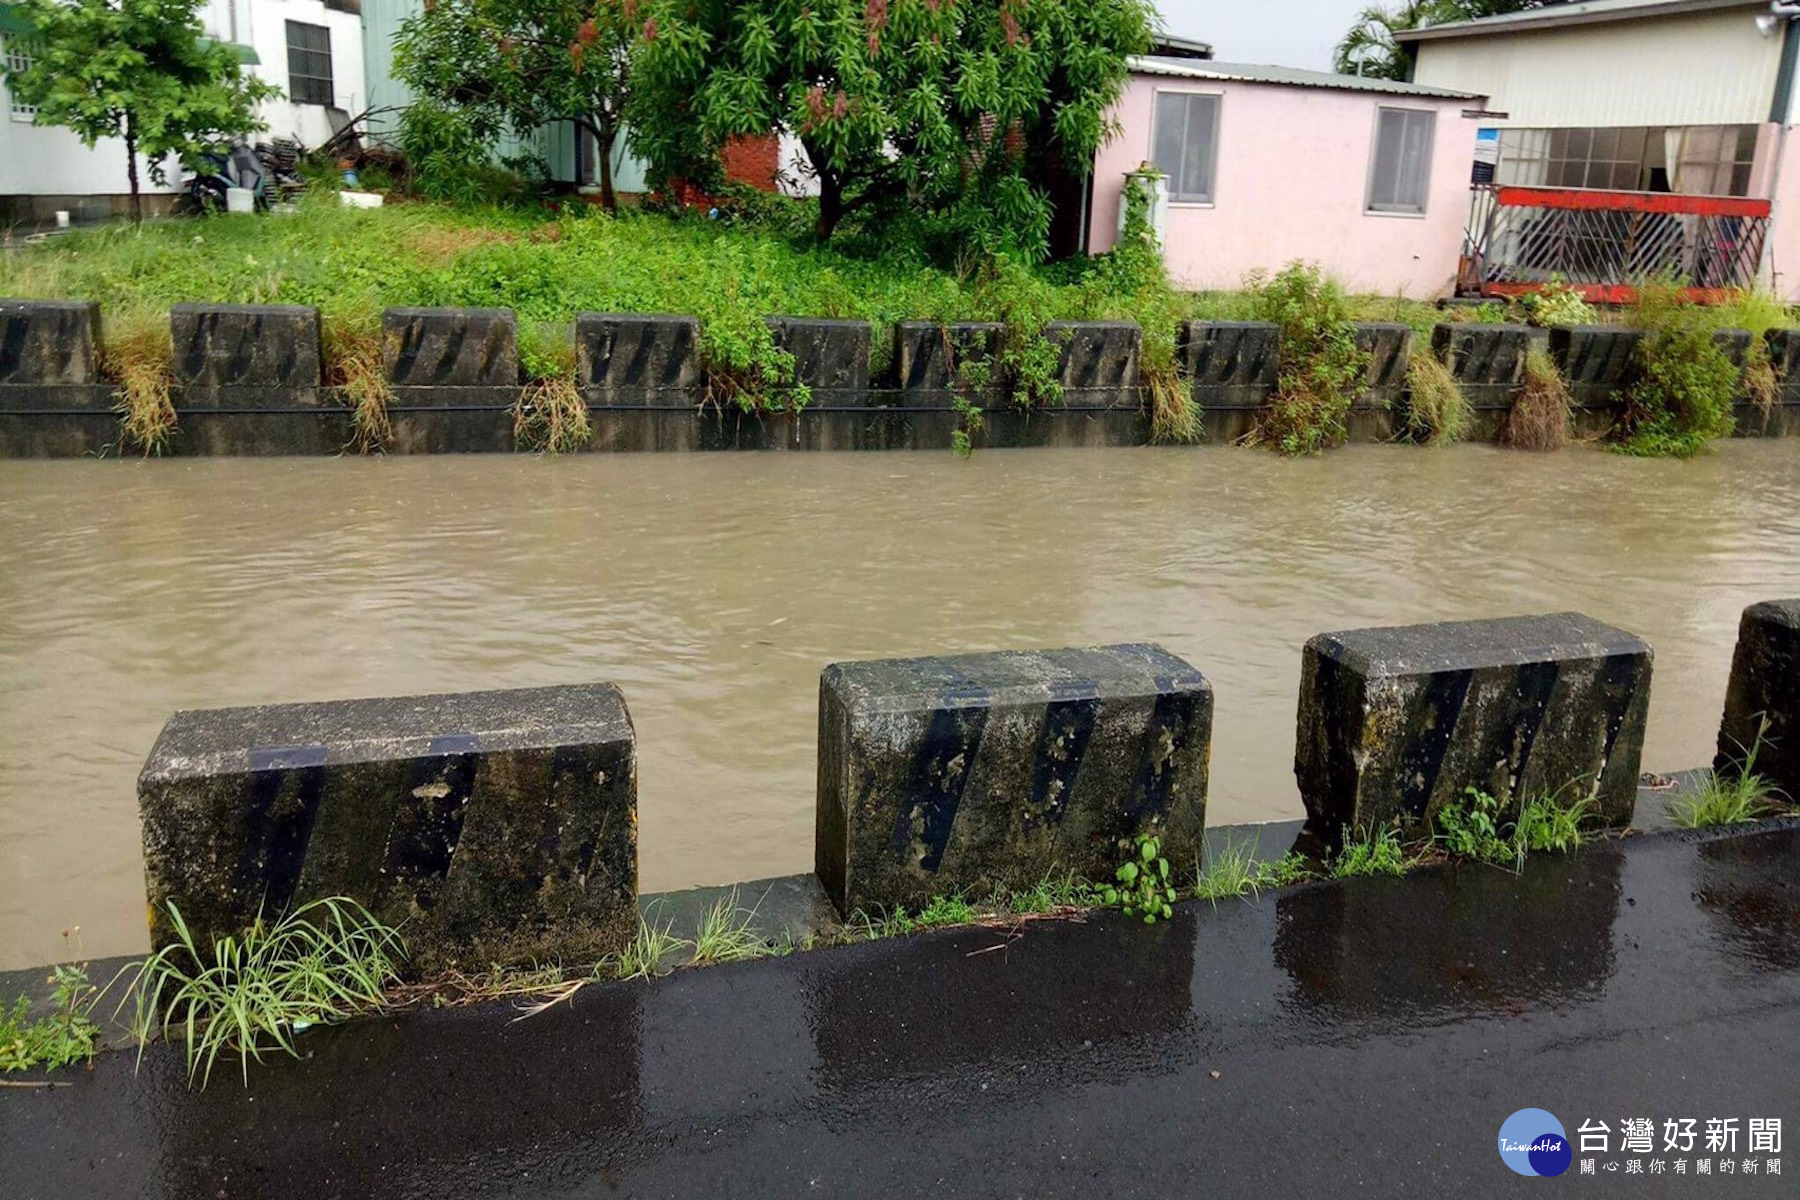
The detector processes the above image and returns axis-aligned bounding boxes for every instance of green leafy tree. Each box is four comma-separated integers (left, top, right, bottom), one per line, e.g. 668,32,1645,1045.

1333,0,1569,80
394,0,637,209
0,0,278,221
629,0,1155,253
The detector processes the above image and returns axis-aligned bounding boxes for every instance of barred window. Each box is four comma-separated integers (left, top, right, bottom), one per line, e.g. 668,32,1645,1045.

1151,91,1221,204
3,36,36,122
286,21,333,106
1367,107,1435,214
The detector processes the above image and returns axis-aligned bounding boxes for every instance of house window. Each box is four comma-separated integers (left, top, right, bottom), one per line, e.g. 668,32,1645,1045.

1367,106,1435,214
2,37,36,122
1151,91,1220,204
285,21,334,106
1495,125,1757,196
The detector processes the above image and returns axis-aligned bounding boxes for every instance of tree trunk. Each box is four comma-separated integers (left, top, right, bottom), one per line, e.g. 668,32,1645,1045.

124,113,142,225
816,168,843,241
596,122,618,213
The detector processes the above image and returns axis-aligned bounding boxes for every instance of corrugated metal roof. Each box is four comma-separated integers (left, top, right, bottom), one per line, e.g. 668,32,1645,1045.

1128,57,1484,100
1395,0,1761,42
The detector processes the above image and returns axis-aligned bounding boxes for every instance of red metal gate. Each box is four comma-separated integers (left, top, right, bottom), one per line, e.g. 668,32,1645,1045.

1460,185,1772,303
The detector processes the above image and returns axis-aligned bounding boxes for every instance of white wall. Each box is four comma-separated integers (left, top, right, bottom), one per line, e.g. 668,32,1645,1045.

1410,6,1784,129
0,0,364,204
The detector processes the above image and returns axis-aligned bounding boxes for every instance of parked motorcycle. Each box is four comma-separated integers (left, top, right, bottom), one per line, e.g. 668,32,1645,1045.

181,141,268,214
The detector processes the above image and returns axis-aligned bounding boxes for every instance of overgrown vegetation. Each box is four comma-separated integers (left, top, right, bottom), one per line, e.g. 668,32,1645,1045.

1500,348,1572,451
122,898,404,1086
1514,277,1598,329
1616,280,1744,458
1329,826,1410,878
1672,724,1789,828
105,324,177,454
1405,350,1472,445
1244,262,1371,455
1,961,101,1074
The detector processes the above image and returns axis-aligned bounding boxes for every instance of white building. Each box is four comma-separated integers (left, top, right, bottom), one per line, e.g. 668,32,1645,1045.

1396,0,1800,299
0,0,364,222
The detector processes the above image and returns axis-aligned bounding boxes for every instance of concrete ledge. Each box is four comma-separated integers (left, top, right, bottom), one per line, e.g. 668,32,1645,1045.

1549,325,1640,409
767,317,871,402
1047,320,1142,408
1716,599,1800,798
1353,322,1411,408
171,304,323,406
893,321,1005,408
1179,320,1278,409
1429,322,1529,409
577,312,701,407
383,307,520,388
138,683,638,971
1296,612,1652,837
816,644,1211,916
0,299,102,386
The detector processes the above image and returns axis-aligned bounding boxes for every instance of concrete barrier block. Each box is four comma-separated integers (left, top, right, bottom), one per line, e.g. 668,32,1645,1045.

1178,320,1278,408
1766,329,1800,403
0,299,102,386
576,312,701,407
1046,320,1141,408
766,317,871,400
1716,599,1800,795
1549,325,1641,408
1428,322,1530,407
138,683,637,970
1353,323,1411,407
382,307,519,388
816,644,1210,916
1296,613,1651,837
171,303,323,404
894,321,1004,406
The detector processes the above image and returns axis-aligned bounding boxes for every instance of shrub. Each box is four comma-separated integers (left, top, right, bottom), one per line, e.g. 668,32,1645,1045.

1615,280,1738,457
1245,262,1370,455
1514,277,1597,328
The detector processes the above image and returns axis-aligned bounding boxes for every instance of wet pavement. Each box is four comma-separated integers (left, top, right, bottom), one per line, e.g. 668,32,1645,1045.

4,822,1798,1198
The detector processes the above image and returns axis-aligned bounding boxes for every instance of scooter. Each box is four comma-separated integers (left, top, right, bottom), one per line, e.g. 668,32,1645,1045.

181,141,268,214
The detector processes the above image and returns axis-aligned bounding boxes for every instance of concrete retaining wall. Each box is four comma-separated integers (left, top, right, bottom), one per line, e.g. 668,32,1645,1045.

3,299,1798,455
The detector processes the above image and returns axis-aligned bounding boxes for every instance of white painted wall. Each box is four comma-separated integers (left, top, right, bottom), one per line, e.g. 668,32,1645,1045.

0,0,364,204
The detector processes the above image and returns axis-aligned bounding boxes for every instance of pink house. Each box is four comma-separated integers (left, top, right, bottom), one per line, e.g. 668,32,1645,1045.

1087,58,1488,299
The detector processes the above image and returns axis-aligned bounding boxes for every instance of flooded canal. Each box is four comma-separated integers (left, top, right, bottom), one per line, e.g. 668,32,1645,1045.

5,442,1800,967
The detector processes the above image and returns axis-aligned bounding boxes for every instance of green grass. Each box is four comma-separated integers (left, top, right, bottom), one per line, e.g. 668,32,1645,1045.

1329,827,1411,878
1670,767,1784,828
0,963,101,1074
122,898,404,1087
687,890,772,966
610,913,689,981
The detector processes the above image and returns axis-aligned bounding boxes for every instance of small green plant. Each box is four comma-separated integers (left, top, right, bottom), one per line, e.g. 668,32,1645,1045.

1500,348,1571,451
1616,279,1739,458
123,898,405,1086
1671,724,1786,828
1405,351,1472,445
0,962,101,1074
914,893,979,928
1330,826,1409,878
1514,277,1598,328
1102,831,1177,924
1245,262,1370,455
1435,787,1510,864
1515,788,1594,855
1193,838,1319,902
610,914,689,981
687,890,772,966
1435,785,1594,870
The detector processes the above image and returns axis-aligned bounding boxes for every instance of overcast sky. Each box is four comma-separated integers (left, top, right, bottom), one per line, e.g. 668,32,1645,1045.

1156,0,1370,70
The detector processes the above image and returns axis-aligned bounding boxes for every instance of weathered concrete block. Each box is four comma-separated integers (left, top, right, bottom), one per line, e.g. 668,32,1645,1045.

816,644,1211,916
766,317,871,400
576,312,701,407
1428,322,1529,407
139,683,637,970
1179,320,1277,408
382,307,519,388
1353,322,1411,407
1296,613,1652,837
1046,320,1141,408
894,321,1004,406
1549,325,1641,408
1766,329,1800,403
1715,599,1800,795
0,299,102,386
171,303,323,400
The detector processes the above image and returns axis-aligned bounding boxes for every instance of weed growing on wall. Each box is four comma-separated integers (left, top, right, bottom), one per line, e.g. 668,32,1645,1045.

1500,349,1572,451
105,323,177,455
1100,831,1177,924
123,898,405,1087
1616,280,1740,457
1405,351,1472,445
0,961,101,1074
323,309,394,454
514,323,592,453
1244,262,1370,455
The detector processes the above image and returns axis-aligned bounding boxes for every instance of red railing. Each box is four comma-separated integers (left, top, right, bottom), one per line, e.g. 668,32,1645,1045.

1460,184,1772,303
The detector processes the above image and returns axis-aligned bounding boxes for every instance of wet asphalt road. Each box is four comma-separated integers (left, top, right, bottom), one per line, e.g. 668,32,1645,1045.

3,823,1798,1199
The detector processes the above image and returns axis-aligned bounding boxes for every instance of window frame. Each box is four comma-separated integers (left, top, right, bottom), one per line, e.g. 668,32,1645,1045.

1149,88,1223,207
1365,105,1437,218
2,36,37,123
285,20,335,107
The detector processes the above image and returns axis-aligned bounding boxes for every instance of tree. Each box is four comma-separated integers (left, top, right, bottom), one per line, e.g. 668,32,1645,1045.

0,0,277,222
1333,0,1570,80
394,0,636,209
629,0,1156,252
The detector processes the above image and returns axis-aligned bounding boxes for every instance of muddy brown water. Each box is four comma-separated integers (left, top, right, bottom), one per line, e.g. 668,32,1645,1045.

5,443,1800,968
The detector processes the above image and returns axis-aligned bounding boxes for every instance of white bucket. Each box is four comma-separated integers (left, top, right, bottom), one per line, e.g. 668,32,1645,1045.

225,187,255,215
339,191,384,209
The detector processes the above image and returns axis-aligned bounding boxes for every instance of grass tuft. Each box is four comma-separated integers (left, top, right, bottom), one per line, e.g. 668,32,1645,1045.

324,316,393,454
609,914,688,981
122,898,404,1087
106,324,177,455
1405,351,1472,445
1500,348,1571,451
1329,826,1410,878
513,376,593,454
688,890,771,966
